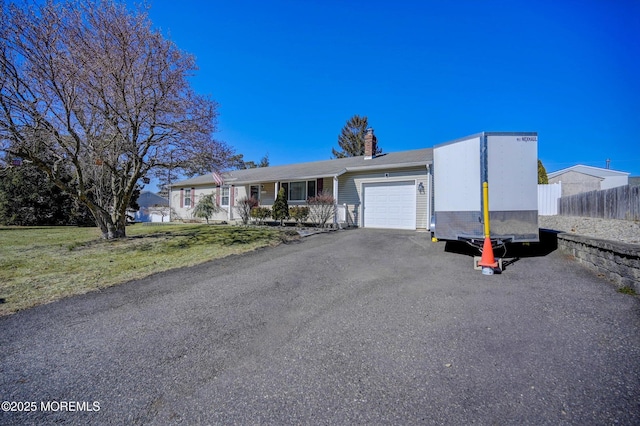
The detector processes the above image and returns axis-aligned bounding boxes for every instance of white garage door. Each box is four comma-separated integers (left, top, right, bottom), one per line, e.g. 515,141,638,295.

363,181,416,230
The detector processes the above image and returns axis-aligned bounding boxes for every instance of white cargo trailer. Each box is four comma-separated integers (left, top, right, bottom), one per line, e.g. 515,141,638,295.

432,132,539,243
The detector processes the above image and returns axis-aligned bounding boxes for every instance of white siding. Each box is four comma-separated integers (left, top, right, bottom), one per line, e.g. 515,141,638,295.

171,185,245,223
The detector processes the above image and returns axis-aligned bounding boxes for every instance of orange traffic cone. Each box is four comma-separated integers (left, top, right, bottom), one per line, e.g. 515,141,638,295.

478,237,498,269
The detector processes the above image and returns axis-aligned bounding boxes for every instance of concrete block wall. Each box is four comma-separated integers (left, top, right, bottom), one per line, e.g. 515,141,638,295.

557,233,640,292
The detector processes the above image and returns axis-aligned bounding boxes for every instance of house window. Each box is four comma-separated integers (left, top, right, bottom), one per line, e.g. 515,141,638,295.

289,181,306,201
280,180,318,201
221,187,230,206
250,185,260,201
307,180,316,198
184,189,191,207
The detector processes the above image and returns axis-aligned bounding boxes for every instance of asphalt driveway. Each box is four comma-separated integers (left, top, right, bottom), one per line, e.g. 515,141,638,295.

1,229,639,425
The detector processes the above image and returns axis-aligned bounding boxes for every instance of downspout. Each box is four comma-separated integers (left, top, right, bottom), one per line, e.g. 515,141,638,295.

228,185,232,222
333,175,339,226
426,163,432,231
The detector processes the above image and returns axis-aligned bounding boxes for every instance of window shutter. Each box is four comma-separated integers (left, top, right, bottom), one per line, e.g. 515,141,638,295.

216,187,220,205
230,186,235,207
192,187,195,205
317,178,324,194
180,188,184,208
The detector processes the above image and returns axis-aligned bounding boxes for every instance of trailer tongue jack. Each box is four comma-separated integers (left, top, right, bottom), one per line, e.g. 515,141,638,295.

478,237,499,274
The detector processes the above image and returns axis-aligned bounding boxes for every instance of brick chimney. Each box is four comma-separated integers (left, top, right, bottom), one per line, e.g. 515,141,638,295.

364,127,377,160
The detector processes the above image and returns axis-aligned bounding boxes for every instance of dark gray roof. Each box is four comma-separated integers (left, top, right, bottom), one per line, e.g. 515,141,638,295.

173,148,433,187
138,191,169,207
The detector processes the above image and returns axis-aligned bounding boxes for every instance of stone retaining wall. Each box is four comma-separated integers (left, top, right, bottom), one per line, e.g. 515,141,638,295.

557,233,640,292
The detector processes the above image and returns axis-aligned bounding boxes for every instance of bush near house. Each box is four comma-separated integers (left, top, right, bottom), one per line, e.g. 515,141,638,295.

250,207,272,225
307,191,336,228
289,206,309,224
236,196,259,225
272,188,289,226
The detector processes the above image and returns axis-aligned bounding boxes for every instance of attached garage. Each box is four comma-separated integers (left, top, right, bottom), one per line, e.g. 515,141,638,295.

362,181,417,230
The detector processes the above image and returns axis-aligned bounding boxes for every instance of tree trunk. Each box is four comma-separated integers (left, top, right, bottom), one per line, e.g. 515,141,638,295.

112,215,127,239
106,222,126,239
91,207,126,239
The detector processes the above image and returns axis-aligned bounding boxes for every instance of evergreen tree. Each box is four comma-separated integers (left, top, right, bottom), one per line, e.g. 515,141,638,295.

272,188,289,226
332,115,382,158
538,159,549,184
257,154,270,168
0,161,93,226
229,153,270,170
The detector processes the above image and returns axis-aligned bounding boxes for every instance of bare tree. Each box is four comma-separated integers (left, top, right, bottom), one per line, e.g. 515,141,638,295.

235,196,258,225
307,192,336,228
0,0,230,238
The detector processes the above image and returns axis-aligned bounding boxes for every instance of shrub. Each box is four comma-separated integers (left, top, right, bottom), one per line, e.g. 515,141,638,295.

192,194,221,224
307,191,336,228
250,207,271,225
289,206,309,224
272,187,289,225
236,196,259,225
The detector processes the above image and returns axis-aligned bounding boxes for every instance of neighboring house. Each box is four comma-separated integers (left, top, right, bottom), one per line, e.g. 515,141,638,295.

170,129,433,230
133,191,170,223
547,165,629,197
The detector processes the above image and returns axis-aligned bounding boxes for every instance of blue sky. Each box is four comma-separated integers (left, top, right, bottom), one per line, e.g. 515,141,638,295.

143,0,639,177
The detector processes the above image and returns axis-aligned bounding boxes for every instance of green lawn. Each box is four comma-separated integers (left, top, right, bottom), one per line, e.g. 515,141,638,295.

0,224,292,316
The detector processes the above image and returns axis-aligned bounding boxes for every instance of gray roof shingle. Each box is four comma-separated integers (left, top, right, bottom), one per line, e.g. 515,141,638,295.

173,148,433,187
137,191,169,207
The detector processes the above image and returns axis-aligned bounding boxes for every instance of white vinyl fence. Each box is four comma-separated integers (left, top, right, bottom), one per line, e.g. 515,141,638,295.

538,183,562,216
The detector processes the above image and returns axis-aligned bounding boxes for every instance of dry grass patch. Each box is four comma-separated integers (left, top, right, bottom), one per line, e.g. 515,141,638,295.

0,224,291,315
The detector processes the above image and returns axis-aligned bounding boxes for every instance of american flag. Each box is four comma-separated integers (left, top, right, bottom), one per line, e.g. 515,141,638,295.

212,171,225,186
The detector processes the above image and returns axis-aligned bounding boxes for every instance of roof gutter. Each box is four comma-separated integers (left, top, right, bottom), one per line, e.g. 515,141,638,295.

231,173,341,185
343,160,432,173
174,160,433,187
